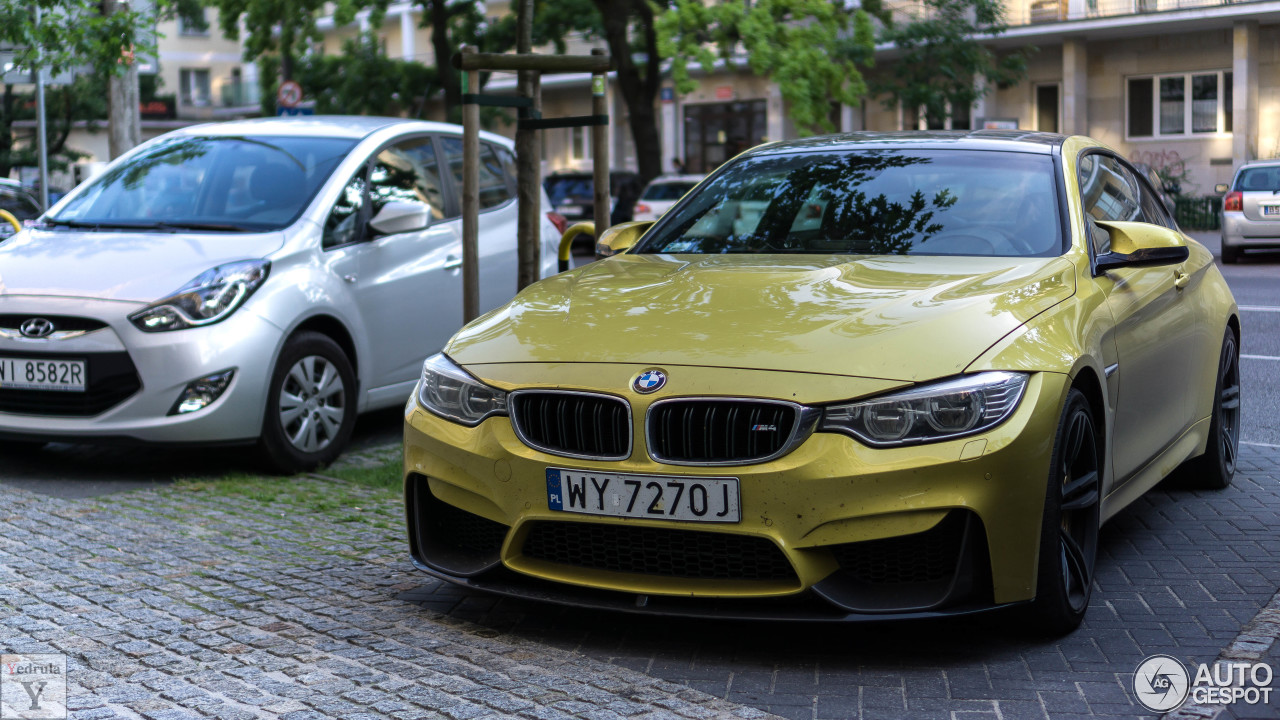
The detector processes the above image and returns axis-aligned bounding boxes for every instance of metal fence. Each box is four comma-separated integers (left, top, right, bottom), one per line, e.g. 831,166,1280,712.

1174,196,1221,231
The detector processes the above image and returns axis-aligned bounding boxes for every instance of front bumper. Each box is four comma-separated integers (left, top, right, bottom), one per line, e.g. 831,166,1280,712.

0,295,283,444
403,365,1070,619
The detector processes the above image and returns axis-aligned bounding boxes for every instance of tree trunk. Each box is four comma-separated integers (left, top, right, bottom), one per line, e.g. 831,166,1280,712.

427,0,459,122
593,0,663,183
280,22,295,81
0,84,14,178
105,0,141,159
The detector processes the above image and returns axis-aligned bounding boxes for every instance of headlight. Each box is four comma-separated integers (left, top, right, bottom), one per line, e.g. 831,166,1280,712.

820,372,1028,447
129,260,270,332
417,353,507,426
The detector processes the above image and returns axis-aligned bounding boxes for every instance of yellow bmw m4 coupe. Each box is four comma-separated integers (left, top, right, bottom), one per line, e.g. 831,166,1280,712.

403,131,1240,634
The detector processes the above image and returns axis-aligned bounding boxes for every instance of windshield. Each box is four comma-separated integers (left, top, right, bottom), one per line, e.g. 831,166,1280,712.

1236,166,1280,192
51,135,356,231
643,182,699,201
634,149,1063,257
545,177,592,206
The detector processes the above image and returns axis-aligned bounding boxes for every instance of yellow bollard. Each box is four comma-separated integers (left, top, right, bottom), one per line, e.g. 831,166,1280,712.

557,222,595,272
0,209,20,238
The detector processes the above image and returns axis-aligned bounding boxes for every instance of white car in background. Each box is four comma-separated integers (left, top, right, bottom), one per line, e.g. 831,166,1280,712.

630,174,704,222
0,116,560,472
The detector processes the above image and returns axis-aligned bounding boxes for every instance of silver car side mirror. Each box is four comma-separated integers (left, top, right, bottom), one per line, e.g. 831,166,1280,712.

369,200,431,235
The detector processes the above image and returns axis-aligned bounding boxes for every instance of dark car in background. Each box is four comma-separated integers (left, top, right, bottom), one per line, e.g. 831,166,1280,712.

544,170,643,229
0,180,40,241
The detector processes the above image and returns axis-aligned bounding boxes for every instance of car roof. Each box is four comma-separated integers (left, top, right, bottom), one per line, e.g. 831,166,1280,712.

1237,160,1280,169
746,130,1066,158
169,115,510,146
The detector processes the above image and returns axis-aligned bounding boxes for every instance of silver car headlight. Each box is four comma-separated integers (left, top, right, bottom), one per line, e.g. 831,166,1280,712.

417,353,507,426
820,371,1028,447
129,260,270,332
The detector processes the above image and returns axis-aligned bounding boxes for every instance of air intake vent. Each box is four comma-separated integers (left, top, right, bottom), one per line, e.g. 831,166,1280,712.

509,391,631,460
522,522,796,581
648,399,804,465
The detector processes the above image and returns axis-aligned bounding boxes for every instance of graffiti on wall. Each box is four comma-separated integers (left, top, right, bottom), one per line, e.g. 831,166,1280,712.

1130,149,1192,194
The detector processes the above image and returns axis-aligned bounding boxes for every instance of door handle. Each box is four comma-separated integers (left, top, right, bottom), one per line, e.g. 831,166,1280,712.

1174,271,1190,290
342,274,358,283
444,256,463,271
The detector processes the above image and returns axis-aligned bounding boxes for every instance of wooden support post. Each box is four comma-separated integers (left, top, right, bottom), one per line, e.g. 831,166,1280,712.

461,46,481,322
515,0,540,290
591,48,609,240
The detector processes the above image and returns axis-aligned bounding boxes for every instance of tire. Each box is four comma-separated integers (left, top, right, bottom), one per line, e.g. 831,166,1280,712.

1023,388,1102,636
1221,240,1239,264
259,331,358,474
1185,328,1240,490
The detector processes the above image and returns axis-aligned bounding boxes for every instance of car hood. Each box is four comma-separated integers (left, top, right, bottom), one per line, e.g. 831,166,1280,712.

448,253,1077,382
0,229,285,302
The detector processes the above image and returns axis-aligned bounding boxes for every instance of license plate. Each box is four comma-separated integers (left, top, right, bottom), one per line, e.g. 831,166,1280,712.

546,468,741,523
0,357,86,391
1263,205,1280,216
558,204,581,215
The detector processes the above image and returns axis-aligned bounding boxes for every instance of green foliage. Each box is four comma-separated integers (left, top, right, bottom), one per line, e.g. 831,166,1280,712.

297,33,439,116
658,0,875,135
207,0,388,80
0,0,160,79
0,73,109,178
872,0,1031,125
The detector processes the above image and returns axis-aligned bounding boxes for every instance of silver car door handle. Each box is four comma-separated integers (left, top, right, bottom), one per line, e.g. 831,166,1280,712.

343,274,358,283
444,256,463,271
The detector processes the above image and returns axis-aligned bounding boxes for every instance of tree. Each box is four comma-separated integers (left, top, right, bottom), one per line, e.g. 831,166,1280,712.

659,0,877,135
585,0,667,183
0,74,107,179
0,0,163,161
208,0,375,82
296,33,439,116
870,0,1031,126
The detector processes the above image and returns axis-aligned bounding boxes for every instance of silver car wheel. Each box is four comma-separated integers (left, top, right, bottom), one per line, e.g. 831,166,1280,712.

278,355,346,453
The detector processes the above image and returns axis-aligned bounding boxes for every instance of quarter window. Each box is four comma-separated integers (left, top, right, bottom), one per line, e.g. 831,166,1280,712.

324,172,367,249
1128,71,1232,139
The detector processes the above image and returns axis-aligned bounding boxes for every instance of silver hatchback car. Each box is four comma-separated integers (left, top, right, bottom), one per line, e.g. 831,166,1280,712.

1218,159,1280,263
0,116,559,472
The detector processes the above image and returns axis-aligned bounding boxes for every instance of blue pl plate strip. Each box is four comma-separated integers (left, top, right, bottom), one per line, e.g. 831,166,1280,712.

546,468,563,511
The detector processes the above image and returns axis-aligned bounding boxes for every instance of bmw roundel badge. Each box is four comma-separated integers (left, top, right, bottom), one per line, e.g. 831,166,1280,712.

634,369,667,394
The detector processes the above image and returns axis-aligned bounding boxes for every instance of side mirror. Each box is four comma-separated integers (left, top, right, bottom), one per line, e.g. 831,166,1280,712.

1093,220,1189,274
1214,183,1229,194
595,220,654,260
369,200,430,235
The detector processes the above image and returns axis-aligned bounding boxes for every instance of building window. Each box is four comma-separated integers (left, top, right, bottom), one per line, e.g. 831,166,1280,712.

1035,83,1060,133
180,69,212,107
177,9,210,36
569,126,591,162
1127,70,1232,139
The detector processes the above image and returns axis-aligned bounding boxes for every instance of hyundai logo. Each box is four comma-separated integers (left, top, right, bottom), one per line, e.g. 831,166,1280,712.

633,369,667,394
19,317,55,339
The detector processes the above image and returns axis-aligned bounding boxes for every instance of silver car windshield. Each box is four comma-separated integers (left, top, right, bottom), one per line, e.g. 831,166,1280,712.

634,150,1063,257
49,135,356,232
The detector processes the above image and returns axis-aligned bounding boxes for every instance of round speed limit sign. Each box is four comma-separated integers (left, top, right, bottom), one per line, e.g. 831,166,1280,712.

276,80,303,109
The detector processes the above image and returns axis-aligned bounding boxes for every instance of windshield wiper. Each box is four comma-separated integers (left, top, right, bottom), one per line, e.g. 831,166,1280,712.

153,222,255,232
40,219,254,232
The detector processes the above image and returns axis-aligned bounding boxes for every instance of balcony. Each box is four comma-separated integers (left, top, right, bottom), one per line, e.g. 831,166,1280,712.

220,81,260,109
1006,0,1263,26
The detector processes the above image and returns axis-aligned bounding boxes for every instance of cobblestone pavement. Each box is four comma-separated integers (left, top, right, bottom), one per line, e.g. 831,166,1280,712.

400,447,1280,720
3,447,1279,720
0,476,775,720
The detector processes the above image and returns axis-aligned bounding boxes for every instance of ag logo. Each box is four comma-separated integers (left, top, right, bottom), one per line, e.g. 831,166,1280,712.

1133,654,1190,712
633,369,666,394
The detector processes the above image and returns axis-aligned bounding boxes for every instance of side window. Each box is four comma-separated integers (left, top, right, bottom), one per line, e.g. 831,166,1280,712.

439,137,514,210
495,146,518,196
370,138,446,223
323,171,367,249
1127,165,1175,229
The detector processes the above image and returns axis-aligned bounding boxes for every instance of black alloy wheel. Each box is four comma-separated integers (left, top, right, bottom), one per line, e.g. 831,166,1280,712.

1188,328,1240,489
1025,388,1101,635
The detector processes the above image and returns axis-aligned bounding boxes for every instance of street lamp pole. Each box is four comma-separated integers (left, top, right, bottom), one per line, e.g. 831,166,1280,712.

34,4,49,211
